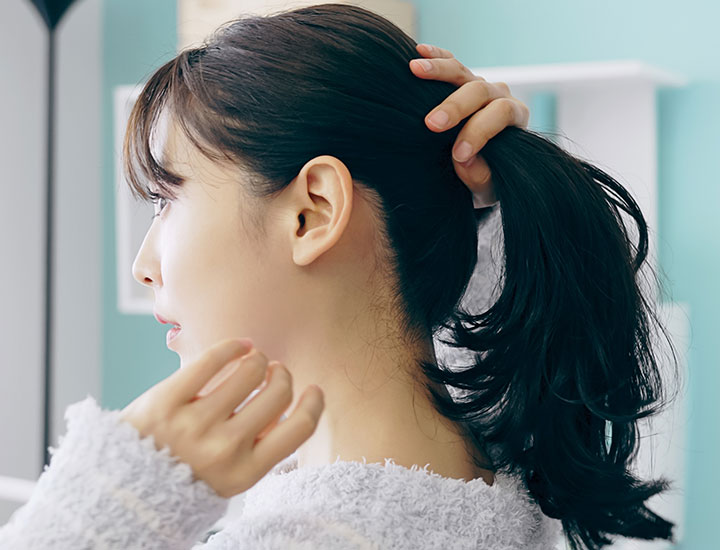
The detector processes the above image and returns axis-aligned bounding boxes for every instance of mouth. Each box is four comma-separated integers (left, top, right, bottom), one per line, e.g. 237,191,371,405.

154,311,182,347
166,325,182,346
154,311,181,328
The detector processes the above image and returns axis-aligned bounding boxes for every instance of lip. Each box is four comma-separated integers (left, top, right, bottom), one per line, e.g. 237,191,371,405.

166,326,182,347
154,310,182,348
154,311,180,327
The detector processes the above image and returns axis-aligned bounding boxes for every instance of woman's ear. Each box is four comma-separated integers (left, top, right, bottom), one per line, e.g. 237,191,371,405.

287,155,353,266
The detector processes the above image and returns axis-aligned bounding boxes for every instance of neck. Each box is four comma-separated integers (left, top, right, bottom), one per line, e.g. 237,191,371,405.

278,301,492,484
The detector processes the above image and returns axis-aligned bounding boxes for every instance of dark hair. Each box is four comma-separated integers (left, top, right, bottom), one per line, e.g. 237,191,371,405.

123,4,678,549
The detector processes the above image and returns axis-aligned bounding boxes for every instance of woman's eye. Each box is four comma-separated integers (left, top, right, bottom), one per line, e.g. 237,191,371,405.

149,192,170,218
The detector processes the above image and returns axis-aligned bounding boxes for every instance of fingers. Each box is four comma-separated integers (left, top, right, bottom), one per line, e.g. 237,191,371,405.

416,43,454,59
424,80,513,133
454,98,529,162
168,338,254,405
249,362,287,442
409,43,527,207
224,361,294,439
193,348,272,423
449,97,527,205
409,43,530,138
409,56,479,87
248,384,324,472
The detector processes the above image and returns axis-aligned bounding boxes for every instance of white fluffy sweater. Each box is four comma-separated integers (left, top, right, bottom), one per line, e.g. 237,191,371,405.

0,395,562,549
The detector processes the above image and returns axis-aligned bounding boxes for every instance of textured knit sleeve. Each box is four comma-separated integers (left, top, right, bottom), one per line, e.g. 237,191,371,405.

0,395,229,550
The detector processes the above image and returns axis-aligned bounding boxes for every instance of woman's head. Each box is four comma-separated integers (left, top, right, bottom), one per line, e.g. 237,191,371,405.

125,4,676,549
132,115,414,376
127,3,477,367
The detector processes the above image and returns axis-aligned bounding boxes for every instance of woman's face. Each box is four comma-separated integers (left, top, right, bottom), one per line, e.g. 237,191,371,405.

131,122,295,374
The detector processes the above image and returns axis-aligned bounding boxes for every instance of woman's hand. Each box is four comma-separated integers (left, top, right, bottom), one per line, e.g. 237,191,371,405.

409,43,530,207
118,338,324,498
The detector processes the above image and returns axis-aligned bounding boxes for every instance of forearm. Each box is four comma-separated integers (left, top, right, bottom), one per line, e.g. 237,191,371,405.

0,396,228,549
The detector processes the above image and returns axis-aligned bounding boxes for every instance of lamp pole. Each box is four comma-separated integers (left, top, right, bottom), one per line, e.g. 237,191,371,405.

27,0,78,471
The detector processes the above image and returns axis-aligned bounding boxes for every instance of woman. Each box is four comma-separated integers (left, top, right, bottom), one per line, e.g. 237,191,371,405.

0,4,675,549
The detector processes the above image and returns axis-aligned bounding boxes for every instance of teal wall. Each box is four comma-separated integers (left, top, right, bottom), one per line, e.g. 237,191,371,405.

412,1,718,548
101,0,179,409
101,0,716,546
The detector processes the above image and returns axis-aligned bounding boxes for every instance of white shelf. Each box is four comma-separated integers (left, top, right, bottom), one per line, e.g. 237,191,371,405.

471,59,686,92
0,475,35,504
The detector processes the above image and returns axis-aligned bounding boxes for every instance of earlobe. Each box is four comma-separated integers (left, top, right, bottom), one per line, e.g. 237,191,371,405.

290,156,353,267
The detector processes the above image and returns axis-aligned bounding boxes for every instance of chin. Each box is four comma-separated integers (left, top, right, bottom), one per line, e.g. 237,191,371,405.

170,345,185,368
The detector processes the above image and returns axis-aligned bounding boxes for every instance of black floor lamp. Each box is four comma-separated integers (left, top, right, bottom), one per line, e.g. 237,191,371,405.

27,0,79,471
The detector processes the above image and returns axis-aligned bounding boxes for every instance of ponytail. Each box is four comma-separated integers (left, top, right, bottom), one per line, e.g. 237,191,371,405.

424,126,677,549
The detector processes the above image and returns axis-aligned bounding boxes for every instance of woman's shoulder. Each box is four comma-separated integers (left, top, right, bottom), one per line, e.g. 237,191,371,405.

209,457,563,550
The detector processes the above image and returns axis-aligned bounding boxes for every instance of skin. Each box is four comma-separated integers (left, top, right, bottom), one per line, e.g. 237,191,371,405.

121,44,528,499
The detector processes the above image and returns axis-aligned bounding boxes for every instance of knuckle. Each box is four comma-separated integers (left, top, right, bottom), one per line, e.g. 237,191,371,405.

169,409,202,440
204,435,233,462
496,97,516,119
518,101,530,124
467,79,491,98
453,58,472,78
461,122,491,148
438,46,453,58
440,100,462,121
495,81,511,95
152,402,175,426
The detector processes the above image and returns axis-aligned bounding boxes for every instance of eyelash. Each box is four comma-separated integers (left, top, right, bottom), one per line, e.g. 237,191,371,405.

148,191,170,219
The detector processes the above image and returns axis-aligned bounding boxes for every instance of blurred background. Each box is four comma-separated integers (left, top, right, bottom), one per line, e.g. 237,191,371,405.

0,1,716,548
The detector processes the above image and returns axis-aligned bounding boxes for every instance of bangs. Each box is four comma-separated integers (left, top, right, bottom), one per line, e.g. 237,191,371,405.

122,48,227,202
123,56,184,201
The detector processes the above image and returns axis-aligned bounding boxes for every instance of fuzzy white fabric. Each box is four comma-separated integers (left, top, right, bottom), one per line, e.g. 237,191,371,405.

0,396,227,549
0,393,562,549
209,455,563,550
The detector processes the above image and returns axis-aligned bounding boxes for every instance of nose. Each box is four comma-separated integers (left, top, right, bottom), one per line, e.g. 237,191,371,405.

132,222,162,288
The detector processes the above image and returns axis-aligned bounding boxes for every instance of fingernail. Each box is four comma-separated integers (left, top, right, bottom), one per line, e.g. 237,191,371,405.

427,110,449,129
416,59,432,73
453,141,473,162
236,337,253,348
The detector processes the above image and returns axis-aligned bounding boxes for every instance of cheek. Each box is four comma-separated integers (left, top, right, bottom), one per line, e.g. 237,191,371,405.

172,235,257,349
168,215,292,359
208,258,293,359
